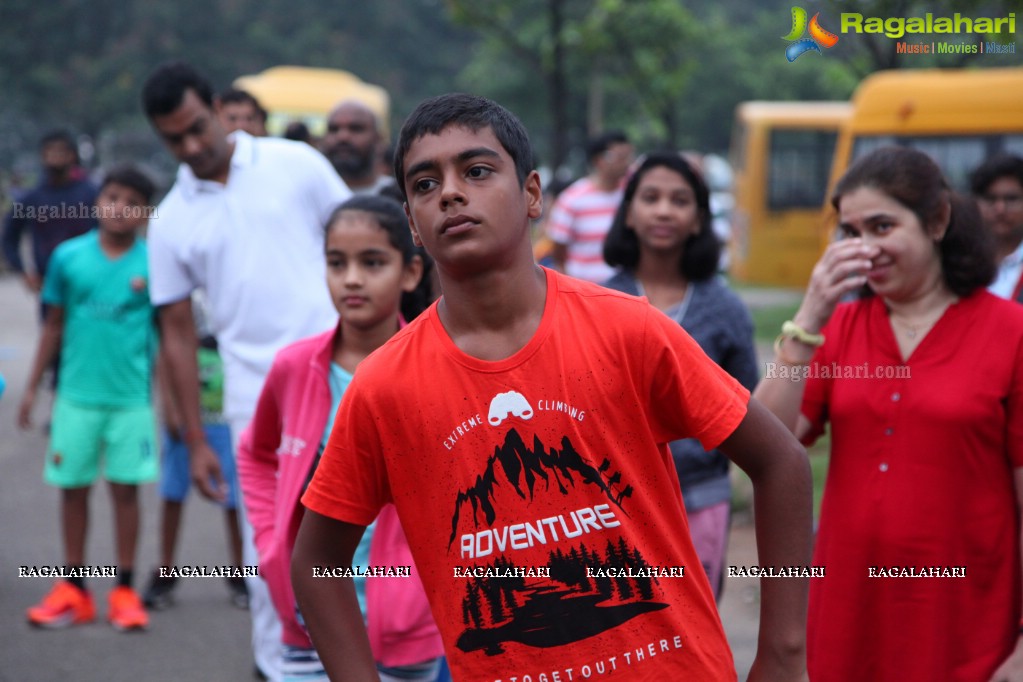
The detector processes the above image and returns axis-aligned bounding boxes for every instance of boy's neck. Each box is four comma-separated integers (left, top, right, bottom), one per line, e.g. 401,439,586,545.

98,229,136,257
436,262,547,361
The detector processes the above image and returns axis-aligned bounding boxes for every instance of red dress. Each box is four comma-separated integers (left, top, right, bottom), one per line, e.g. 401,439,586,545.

802,291,1023,681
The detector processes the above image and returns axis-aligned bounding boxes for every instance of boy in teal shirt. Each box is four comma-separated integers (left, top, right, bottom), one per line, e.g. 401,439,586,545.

18,165,158,631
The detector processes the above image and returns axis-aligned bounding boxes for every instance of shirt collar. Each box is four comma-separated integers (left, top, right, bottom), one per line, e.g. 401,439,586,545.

175,130,254,198
1002,239,1023,270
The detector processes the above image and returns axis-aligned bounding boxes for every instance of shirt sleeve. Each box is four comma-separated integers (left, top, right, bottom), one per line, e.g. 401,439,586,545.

301,377,391,526
146,198,195,307
799,319,836,446
642,305,751,451
40,246,66,306
544,192,575,246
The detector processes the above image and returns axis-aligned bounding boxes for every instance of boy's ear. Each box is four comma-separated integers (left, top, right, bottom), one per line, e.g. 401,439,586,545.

402,254,424,293
525,170,543,221
404,202,423,247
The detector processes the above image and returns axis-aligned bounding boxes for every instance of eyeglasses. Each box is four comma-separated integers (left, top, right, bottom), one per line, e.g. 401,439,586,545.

979,193,1023,209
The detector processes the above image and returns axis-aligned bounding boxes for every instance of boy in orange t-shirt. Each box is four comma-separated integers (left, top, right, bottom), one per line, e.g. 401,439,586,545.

293,94,813,681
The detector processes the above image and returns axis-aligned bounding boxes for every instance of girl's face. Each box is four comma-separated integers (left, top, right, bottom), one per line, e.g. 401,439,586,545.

626,166,701,254
325,212,420,331
837,186,945,301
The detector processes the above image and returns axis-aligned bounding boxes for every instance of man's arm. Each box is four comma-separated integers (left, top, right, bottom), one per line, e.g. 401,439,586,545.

158,297,224,501
17,306,64,429
1,205,38,291
291,510,378,681
719,398,812,681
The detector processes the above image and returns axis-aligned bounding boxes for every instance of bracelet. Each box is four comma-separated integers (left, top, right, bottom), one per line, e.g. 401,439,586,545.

773,334,811,367
780,320,825,348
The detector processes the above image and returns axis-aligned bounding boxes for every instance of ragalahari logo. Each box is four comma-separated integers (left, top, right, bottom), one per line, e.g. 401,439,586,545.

783,7,839,61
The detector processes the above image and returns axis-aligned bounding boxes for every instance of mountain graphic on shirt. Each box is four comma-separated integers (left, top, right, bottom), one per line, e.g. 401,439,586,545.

456,539,667,655
447,428,632,551
447,428,662,655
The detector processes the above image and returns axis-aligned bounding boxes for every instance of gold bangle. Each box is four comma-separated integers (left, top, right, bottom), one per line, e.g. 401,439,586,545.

781,320,825,348
773,334,811,367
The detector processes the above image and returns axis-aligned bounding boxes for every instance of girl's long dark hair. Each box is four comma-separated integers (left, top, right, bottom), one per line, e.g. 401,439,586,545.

603,151,720,282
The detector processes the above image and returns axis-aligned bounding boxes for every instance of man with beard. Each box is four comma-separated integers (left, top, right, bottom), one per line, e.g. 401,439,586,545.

321,99,395,195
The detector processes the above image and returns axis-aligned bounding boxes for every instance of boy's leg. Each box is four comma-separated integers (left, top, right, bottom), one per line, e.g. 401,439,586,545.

161,499,185,568
108,482,139,584
144,428,188,609
209,422,247,609
28,397,100,627
62,486,91,568
102,404,158,631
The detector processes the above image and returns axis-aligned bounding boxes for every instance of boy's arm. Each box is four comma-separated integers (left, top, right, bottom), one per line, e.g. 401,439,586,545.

719,397,812,681
158,297,224,502
291,510,379,681
17,306,64,429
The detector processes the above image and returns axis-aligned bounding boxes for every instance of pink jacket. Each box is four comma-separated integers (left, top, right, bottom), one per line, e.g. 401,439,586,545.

237,326,443,664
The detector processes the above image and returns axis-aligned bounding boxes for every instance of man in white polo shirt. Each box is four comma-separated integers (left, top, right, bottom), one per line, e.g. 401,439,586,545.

142,61,350,682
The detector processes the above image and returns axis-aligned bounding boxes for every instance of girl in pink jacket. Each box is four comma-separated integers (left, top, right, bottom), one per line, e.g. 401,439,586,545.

238,195,443,681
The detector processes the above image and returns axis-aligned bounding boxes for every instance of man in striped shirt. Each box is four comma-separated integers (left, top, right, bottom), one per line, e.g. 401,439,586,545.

547,131,633,282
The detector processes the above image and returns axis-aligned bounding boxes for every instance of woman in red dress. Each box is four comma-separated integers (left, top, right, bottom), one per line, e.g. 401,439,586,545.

756,146,1023,681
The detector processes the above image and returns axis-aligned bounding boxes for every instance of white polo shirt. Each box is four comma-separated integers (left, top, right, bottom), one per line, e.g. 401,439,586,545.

149,131,351,420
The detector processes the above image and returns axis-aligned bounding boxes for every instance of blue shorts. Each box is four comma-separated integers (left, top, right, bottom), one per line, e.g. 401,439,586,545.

159,423,238,509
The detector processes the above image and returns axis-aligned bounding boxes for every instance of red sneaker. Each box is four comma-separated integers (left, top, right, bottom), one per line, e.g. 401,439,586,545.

26,581,96,628
107,586,149,631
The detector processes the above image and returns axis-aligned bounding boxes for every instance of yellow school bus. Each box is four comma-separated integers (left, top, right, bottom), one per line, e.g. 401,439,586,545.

825,67,1023,246
729,101,851,287
233,66,390,137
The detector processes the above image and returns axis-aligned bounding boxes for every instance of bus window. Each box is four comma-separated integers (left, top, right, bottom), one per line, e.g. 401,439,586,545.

729,101,850,287
769,128,839,210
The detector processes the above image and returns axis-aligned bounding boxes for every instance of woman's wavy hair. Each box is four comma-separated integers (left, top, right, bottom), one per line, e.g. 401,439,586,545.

831,146,995,297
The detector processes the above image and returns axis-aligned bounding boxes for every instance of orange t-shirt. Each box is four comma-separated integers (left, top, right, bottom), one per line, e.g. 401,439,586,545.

303,269,750,681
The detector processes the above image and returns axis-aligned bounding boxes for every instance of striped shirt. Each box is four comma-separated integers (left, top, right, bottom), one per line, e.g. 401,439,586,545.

546,177,622,283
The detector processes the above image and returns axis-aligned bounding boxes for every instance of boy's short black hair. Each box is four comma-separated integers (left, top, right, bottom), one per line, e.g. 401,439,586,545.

219,88,261,109
142,61,215,119
970,153,1023,195
586,130,629,164
393,93,534,201
100,165,157,204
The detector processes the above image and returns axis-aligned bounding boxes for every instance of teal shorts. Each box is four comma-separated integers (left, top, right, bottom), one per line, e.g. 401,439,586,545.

45,397,158,488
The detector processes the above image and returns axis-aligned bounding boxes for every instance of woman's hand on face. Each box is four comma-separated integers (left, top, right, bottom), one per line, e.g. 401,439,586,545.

794,238,878,333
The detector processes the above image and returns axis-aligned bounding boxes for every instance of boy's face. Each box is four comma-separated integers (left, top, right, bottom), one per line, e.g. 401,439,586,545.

402,125,542,274
217,100,262,137
96,182,149,237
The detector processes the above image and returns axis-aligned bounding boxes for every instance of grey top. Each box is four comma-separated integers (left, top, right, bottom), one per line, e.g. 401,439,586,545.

603,270,759,511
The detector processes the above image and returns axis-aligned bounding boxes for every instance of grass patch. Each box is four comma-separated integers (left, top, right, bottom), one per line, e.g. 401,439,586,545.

749,301,801,344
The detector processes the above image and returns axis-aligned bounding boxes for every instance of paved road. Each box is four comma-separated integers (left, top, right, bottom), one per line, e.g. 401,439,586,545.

0,273,780,681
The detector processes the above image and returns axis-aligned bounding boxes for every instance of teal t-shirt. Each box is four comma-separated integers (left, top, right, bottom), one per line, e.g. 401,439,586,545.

42,230,155,406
